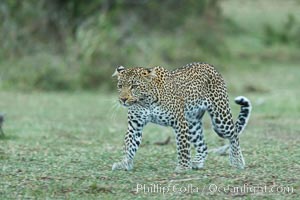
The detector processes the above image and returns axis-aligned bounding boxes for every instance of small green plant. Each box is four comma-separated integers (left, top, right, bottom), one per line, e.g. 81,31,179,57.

263,14,299,46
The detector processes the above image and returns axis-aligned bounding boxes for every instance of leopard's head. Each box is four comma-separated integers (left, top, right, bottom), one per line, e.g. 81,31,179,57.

112,66,157,107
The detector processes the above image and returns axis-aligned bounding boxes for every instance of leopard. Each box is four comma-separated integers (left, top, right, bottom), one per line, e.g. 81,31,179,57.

111,62,252,171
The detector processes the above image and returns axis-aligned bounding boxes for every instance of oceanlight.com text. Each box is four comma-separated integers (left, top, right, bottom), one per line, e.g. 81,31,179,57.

135,183,294,195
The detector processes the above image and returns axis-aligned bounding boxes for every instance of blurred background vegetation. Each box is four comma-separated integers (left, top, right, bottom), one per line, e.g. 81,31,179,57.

0,0,299,91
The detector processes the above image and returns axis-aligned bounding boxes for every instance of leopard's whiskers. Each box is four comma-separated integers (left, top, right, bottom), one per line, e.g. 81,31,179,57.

109,100,121,120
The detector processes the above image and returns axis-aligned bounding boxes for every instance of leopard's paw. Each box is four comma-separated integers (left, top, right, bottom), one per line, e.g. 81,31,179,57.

229,151,245,169
191,161,205,170
112,159,133,171
175,164,192,173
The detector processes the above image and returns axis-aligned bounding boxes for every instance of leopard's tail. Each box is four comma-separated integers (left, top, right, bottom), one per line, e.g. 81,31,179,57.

234,96,252,135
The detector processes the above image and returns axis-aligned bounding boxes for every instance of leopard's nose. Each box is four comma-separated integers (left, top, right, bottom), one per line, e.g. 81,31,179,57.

120,97,128,103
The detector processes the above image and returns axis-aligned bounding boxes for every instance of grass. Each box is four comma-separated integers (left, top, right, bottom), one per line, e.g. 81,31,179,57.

0,62,299,199
1,0,300,199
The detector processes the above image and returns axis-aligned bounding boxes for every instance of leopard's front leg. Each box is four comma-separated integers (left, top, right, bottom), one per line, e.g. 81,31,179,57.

112,109,147,171
173,115,192,172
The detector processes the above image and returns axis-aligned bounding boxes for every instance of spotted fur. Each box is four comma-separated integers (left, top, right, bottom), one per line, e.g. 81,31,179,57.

112,62,252,171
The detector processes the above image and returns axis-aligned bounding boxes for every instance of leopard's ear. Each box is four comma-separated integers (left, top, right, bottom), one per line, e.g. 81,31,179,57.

112,66,125,77
142,68,157,81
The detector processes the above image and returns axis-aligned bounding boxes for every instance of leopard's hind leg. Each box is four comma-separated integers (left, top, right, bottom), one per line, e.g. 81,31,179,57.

208,103,245,169
187,110,208,169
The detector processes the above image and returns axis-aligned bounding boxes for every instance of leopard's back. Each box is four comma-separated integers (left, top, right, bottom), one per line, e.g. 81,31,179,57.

169,62,229,108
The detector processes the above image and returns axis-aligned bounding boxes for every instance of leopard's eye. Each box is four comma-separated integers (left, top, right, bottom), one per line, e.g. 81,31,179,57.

131,84,139,89
117,84,122,89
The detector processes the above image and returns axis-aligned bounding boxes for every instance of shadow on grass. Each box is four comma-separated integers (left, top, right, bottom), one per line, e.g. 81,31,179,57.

83,183,114,194
0,134,18,140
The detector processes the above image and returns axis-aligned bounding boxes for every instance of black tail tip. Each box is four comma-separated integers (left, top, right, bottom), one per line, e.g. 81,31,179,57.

234,96,250,106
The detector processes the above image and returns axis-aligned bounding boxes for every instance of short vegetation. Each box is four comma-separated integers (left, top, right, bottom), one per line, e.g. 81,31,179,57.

0,0,299,199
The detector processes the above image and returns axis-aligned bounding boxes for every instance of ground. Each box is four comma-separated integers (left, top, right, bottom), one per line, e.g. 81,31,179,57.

1,0,300,198
0,63,299,199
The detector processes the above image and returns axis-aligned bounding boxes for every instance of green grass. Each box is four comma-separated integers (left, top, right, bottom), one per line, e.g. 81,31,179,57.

1,0,300,199
222,0,300,33
0,63,299,199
